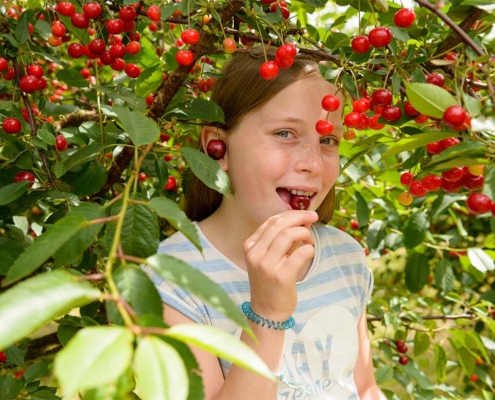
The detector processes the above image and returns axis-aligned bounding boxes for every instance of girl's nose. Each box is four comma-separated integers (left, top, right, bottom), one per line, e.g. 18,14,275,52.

294,140,324,175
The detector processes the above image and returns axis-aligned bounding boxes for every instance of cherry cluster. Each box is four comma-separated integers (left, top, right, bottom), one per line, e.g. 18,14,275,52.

259,43,297,80
315,94,340,135
260,0,290,20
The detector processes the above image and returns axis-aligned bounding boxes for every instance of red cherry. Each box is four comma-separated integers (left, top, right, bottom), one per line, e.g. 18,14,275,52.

71,13,90,29
56,135,68,151
410,180,426,197
0,57,7,72
84,45,99,59
2,117,21,134
164,176,177,190
0,352,6,363
441,178,462,193
322,94,340,112
421,175,442,191
466,192,492,214
160,133,171,142
146,94,154,107
206,139,227,160
51,21,66,37
371,89,392,107
259,61,279,80
438,137,460,152
88,38,106,55
123,21,135,33
26,65,43,78
315,120,334,135
461,173,484,190
67,43,84,58
110,58,126,71
125,63,141,78
199,77,215,93
470,374,479,382
351,36,371,54
397,343,408,353
394,8,416,28
83,2,102,19
149,22,158,32
19,75,39,93
38,77,47,90
356,113,369,130
222,38,236,54
14,171,35,187
442,167,464,182
175,50,195,66
106,19,124,35
351,220,359,230
414,114,428,124
276,43,297,60
56,2,75,17
368,27,392,47
381,105,402,122
426,142,441,155
3,67,16,80
395,339,405,347
343,112,363,128
110,43,126,58
290,195,310,211
369,114,385,130
126,41,141,55
353,98,370,113
48,35,63,47
181,29,200,45
404,101,420,117
119,6,137,21
400,172,414,186
99,51,116,65
399,356,409,365
426,72,445,86
138,172,147,182
147,5,161,21
443,106,467,126
80,68,91,79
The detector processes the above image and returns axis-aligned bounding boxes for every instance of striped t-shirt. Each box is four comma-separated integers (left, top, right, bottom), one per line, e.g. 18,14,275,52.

143,222,373,400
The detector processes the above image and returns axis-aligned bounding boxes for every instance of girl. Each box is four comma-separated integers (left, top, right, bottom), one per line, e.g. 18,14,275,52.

144,53,386,400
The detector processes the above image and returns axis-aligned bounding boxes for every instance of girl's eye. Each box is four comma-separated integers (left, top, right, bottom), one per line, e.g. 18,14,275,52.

275,130,294,138
320,136,340,146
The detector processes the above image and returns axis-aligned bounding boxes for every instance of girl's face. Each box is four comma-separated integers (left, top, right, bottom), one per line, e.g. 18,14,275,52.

221,74,344,227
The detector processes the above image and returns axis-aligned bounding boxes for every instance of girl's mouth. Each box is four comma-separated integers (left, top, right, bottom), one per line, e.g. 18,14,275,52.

276,188,316,210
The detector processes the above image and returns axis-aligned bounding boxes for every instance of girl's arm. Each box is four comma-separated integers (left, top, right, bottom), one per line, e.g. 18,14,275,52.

353,312,387,400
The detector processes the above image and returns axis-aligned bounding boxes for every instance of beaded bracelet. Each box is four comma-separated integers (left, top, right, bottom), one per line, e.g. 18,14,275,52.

241,302,295,330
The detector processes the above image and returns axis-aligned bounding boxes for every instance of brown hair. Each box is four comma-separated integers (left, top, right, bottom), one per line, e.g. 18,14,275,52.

185,53,336,223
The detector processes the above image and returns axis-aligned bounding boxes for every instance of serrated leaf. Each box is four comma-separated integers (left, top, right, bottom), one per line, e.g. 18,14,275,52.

63,143,103,172
180,147,230,195
23,360,49,384
0,270,100,350
15,10,31,45
462,92,481,117
355,191,369,228
428,141,486,169
389,27,409,43
105,202,159,258
414,331,431,357
133,336,188,400
0,34,19,47
166,324,275,381
154,159,168,188
381,131,455,160
113,105,159,146
37,128,56,145
64,162,107,197
405,83,457,119
54,326,134,395
434,259,455,293
403,212,429,249
0,181,30,206
3,215,88,286
107,266,163,325
405,252,429,293
366,220,386,251
166,99,225,123
147,197,201,251
468,248,494,273
135,66,163,98
95,85,146,111
56,69,89,88
146,254,251,334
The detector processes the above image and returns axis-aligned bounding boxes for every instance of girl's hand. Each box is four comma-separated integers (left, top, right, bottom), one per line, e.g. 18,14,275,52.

243,210,319,322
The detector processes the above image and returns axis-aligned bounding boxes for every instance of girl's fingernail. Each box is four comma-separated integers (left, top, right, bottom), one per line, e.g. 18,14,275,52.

307,211,318,217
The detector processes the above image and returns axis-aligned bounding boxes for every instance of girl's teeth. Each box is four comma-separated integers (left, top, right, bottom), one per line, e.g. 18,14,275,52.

290,189,314,197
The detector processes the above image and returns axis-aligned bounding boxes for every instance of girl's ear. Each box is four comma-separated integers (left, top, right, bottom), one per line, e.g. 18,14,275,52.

201,126,229,172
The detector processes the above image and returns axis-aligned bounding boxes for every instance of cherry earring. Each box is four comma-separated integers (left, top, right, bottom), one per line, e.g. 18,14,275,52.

206,139,226,160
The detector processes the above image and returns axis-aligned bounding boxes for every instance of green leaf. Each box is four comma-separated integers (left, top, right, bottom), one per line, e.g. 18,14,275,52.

64,143,104,172
434,260,455,293
107,266,163,325
123,45,160,69
113,104,160,146
462,93,481,117
430,193,464,219
381,131,455,159
355,191,369,228
414,331,431,357
366,220,386,252
146,254,251,334
405,252,429,293
0,374,23,400
467,248,494,273
105,202,159,258
15,10,31,45
23,360,49,384
166,324,275,381
167,99,225,123
3,215,88,286
154,159,169,188
403,212,429,249
427,141,486,170
56,69,89,88
57,325,79,347
37,128,56,145
389,27,409,43
133,336,189,400
434,344,447,382
54,326,134,396
160,3,180,19
64,162,108,197
405,83,458,119
180,147,230,196
402,362,433,389
0,34,19,47
0,269,100,351
0,181,30,206
135,65,163,98
94,85,146,111
147,197,201,251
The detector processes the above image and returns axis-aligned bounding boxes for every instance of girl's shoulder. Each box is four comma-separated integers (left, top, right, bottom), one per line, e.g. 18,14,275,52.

313,222,365,253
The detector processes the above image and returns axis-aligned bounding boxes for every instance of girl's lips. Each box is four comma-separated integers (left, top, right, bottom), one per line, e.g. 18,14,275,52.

276,187,317,208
